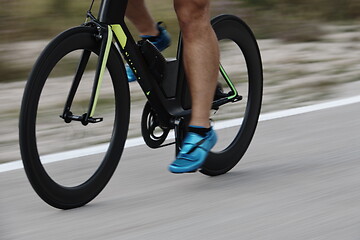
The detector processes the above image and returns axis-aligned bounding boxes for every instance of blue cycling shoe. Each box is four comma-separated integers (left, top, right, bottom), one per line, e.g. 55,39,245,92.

169,127,217,174
127,22,171,82
140,22,171,52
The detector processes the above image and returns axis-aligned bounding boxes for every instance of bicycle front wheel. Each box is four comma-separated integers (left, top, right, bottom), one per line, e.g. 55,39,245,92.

19,26,130,209
200,15,263,176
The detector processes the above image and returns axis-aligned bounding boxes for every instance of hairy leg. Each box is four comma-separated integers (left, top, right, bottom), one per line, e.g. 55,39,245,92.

126,0,218,128
125,0,159,36
174,0,219,128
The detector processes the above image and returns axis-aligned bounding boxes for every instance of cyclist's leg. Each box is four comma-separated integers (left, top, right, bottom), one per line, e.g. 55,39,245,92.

169,0,219,173
125,0,159,36
174,0,219,128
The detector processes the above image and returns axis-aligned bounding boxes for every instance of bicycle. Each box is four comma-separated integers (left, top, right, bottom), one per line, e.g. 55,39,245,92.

19,0,263,209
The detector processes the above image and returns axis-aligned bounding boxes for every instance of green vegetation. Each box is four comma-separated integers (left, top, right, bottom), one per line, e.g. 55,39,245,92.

235,0,360,41
0,0,359,82
0,0,100,43
242,0,360,21
1,0,359,43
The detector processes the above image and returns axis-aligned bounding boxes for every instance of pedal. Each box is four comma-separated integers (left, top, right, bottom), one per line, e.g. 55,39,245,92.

212,93,243,110
213,83,230,101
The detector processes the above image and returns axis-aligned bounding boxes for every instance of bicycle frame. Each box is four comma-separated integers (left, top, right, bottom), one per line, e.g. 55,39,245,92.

63,0,239,129
84,0,190,127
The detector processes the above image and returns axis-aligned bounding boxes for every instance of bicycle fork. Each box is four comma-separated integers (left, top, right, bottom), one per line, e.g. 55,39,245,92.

60,25,113,125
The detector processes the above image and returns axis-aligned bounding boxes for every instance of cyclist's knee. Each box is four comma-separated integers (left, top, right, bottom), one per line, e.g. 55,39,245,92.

174,0,210,33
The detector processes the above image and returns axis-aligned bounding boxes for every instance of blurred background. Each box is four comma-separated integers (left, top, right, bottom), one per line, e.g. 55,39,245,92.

0,0,359,163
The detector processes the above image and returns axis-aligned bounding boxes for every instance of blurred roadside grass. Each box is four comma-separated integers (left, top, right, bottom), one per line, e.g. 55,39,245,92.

1,0,358,42
0,0,359,82
242,0,360,21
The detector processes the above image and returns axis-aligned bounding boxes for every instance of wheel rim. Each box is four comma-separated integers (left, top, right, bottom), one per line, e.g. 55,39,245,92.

34,49,117,187
211,38,250,153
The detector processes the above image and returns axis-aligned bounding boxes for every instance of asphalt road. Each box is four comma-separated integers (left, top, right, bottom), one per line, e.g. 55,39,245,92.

1,102,360,240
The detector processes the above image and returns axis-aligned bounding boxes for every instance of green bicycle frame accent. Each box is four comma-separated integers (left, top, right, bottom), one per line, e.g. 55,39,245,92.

219,64,238,100
89,24,133,117
89,25,113,117
111,24,140,81
111,24,127,48
89,24,140,117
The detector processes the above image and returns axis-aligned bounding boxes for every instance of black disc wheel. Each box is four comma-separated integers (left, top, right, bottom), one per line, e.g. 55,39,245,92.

200,15,263,176
19,26,130,209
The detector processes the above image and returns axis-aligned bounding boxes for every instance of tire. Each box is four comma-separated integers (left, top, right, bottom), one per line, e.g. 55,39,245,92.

19,26,130,209
200,15,263,176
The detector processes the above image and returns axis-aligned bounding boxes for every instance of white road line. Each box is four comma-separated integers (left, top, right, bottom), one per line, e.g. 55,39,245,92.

1,95,360,173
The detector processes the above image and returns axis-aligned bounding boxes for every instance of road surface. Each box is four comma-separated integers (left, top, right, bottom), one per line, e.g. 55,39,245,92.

1,100,360,240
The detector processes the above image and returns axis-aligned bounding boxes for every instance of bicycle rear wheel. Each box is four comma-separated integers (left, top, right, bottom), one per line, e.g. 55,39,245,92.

200,15,263,176
19,26,130,209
